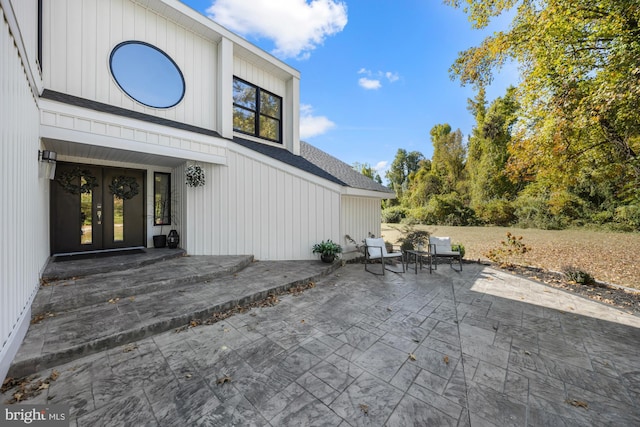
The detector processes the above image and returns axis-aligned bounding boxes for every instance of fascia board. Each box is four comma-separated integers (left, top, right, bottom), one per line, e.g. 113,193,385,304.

39,98,229,149
341,187,396,199
40,124,227,165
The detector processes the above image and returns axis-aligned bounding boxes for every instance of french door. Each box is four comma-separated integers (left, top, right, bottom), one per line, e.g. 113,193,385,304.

51,163,145,254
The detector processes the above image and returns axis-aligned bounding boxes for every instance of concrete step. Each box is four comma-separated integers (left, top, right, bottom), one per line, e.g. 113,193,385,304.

42,247,188,281
35,255,255,313
9,257,339,378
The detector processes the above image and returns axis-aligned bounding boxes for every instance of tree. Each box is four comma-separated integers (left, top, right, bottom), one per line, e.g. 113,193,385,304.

352,162,383,184
466,86,520,216
430,124,466,194
385,149,425,201
447,0,640,202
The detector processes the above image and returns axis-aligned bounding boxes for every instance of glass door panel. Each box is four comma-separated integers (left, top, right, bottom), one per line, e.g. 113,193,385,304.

113,195,124,242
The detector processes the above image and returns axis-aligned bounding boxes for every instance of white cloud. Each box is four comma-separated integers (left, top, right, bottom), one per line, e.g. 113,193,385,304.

357,69,400,90
206,0,348,59
374,161,388,172
385,72,399,82
299,104,335,139
358,77,382,90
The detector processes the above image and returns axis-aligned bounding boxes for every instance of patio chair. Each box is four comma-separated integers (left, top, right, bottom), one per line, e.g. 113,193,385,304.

364,237,405,275
429,236,462,271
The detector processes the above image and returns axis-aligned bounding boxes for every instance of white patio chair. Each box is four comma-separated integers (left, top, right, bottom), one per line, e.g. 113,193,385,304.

429,236,462,271
364,237,405,275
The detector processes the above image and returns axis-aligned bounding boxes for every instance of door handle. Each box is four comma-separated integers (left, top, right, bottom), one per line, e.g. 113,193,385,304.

97,203,102,224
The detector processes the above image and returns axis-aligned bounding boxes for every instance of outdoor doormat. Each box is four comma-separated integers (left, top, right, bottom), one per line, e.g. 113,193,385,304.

53,248,146,262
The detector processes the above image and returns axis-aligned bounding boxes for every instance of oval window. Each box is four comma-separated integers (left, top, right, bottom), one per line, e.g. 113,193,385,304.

109,41,185,108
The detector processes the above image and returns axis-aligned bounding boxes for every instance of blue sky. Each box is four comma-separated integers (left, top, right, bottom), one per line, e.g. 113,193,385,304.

181,0,516,180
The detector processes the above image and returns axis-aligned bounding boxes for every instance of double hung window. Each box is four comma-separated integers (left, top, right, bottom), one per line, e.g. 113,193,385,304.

233,77,282,143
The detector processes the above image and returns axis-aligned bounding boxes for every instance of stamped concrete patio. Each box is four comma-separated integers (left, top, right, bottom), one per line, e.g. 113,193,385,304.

3,257,640,426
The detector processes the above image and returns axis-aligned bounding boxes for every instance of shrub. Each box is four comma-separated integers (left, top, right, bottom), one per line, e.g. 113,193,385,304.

615,204,640,230
563,266,596,286
406,207,430,224
485,232,529,266
476,199,516,226
395,225,430,251
451,243,465,258
381,206,407,223
424,193,477,226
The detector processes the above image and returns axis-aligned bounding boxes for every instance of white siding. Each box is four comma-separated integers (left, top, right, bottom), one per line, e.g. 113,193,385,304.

180,150,342,260
42,0,217,130
341,196,382,258
9,0,38,69
233,56,287,96
1,3,49,380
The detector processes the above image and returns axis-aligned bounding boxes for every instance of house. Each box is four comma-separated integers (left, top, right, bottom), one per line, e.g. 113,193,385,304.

0,0,393,381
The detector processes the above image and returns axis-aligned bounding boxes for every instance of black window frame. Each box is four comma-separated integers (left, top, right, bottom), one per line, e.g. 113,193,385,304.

233,77,282,144
153,172,171,226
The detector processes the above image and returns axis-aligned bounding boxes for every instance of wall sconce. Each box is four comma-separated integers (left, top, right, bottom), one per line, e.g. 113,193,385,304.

39,150,57,163
38,150,57,180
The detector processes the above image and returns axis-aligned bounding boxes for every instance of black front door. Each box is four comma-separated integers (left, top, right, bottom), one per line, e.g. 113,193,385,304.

51,163,145,254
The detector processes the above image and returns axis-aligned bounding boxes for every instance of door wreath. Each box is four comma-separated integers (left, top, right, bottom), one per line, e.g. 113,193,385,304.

109,175,140,200
56,167,99,195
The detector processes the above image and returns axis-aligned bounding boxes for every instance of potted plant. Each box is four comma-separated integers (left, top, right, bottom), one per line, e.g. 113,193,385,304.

153,224,167,248
312,240,342,263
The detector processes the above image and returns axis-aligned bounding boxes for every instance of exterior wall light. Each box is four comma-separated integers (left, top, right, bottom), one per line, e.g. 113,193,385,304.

39,150,57,163
38,150,57,179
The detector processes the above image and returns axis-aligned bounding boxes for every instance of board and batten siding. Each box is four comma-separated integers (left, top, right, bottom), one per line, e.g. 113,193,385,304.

233,56,287,96
341,196,383,257
178,149,342,260
1,2,49,381
42,0,217,130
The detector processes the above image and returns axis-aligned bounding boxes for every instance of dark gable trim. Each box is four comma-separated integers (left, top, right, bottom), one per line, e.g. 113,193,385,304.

41,90,222,138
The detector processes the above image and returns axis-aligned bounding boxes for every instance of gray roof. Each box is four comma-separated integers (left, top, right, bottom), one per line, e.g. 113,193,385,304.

234,137,392,194
42,90,393,195
300,142,393,194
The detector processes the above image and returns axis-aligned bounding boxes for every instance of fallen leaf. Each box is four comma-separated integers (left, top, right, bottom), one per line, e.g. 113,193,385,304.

443,355,450,365
49,370,59,381
122,344,138,353
359,403,369,415
129,296,135,302
408,353,417,361
108,298,120,304
216,375,232,386
566,399,588,409
524,350,531,356
387,307,392,312
300,319,305,323
185,374,192,379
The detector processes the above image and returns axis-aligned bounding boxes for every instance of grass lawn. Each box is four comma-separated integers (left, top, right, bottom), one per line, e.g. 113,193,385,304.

381,224,640,290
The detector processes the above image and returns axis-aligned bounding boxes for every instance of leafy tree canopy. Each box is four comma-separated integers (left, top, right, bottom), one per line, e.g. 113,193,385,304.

446,0,640,186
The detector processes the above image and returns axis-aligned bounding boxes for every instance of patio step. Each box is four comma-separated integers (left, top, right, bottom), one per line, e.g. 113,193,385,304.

9,256,339,378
